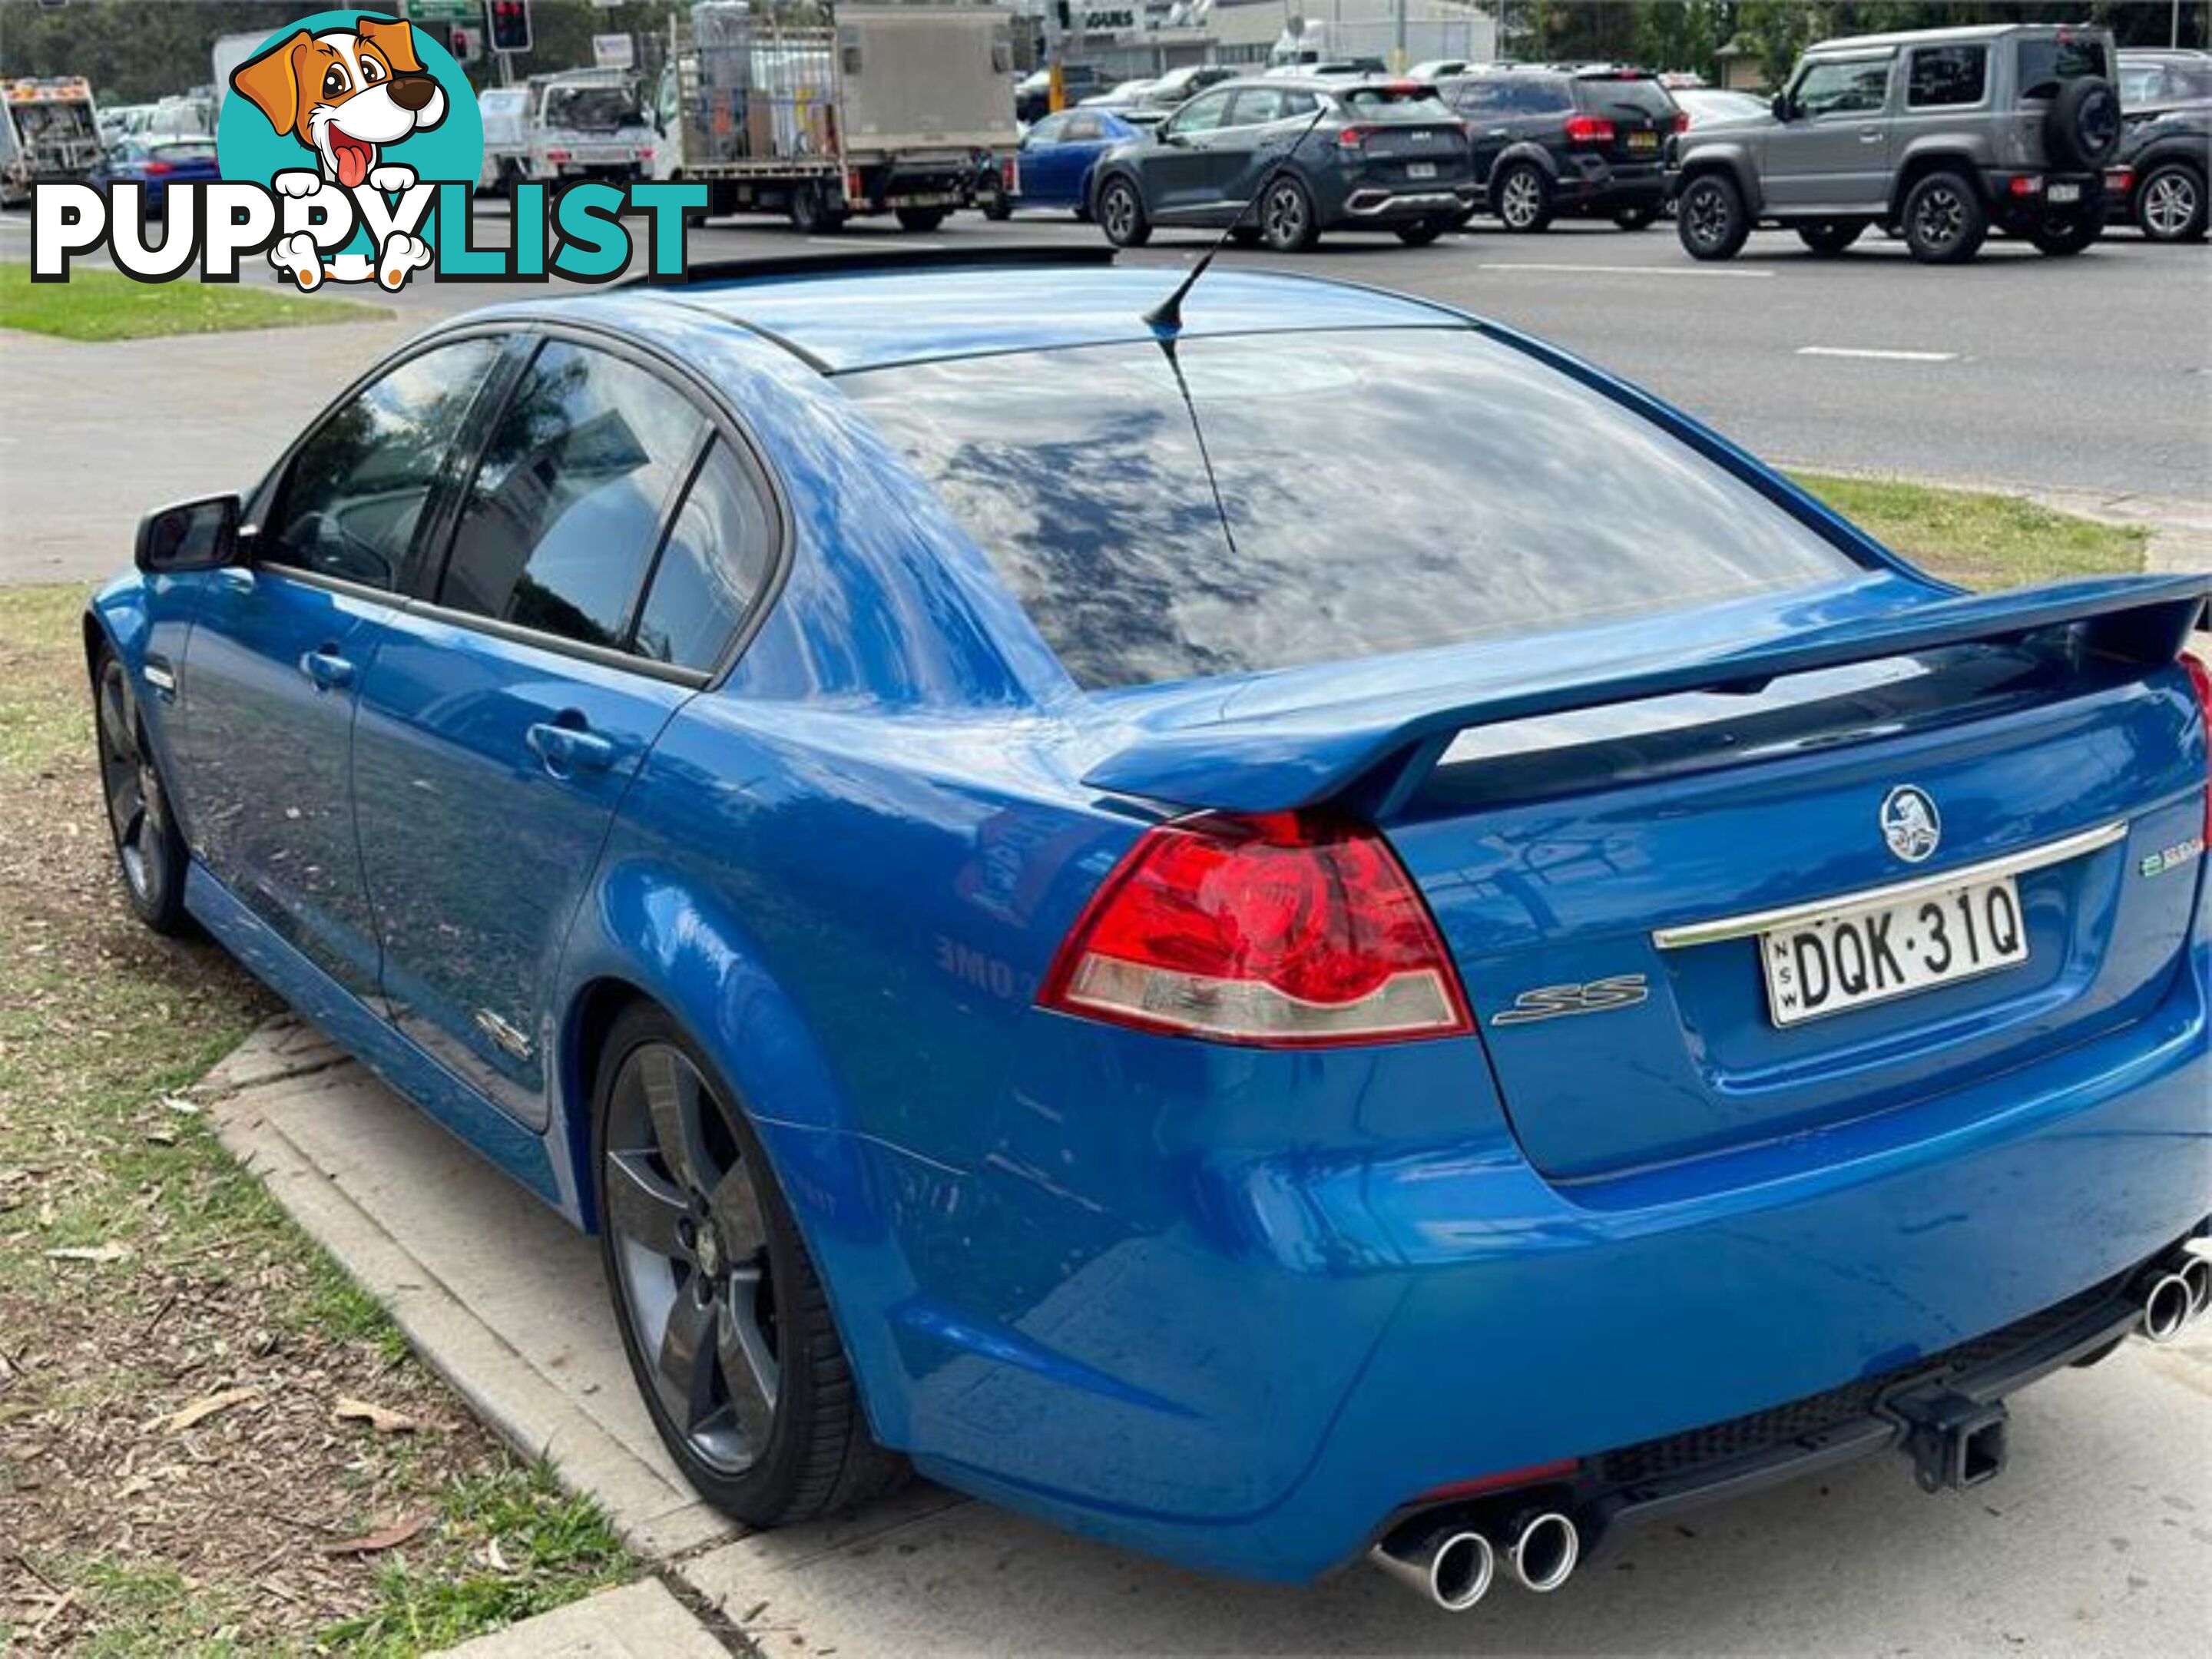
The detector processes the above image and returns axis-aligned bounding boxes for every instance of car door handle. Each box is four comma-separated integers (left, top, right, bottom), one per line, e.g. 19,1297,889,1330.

1859,128,1883,142
1485,127,1509,138
525,720,617,776
297,647,355,692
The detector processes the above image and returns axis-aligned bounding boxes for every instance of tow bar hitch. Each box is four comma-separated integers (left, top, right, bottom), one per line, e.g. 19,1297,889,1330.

1889,1389,2008,1492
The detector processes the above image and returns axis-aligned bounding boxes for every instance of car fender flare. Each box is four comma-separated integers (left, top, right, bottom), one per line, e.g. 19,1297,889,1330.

1089,161,1140,215
1889,141,1992,215
1492,139,1561,183
1674,145,1762,215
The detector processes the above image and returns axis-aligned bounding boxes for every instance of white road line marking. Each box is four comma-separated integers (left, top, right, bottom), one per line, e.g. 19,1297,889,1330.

1796,346,1959,363
805,236,945,250
1476,261,1775,278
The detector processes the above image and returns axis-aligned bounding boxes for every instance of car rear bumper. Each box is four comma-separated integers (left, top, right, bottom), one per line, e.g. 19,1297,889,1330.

1553,158,1667,214
1333,184,1479,224
883,936,2212,1583
1985,169,2108,229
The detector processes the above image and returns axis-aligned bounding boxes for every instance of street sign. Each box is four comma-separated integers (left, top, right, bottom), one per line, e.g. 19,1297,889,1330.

592,32,634,71
405,0,480,22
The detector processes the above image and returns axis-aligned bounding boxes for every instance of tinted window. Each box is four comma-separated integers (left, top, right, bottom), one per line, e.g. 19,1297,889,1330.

269,337,503,591
845,332,1859,689
1026,112,1068,144
1908,45,1986,108
634,439,776,673
1229,86,1291,124
1576,77,1676,118
1336,84,1455,122
1061,112,1104,141
1794,58,1891,116
1168,88,1233,134
2018,37,2111,99
440,342,704,651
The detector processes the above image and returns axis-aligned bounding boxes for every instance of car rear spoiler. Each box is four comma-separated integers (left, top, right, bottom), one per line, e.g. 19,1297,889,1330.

1081,574,2212,816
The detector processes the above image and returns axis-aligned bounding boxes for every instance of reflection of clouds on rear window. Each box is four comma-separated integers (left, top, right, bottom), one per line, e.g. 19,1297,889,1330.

843,329,1862,690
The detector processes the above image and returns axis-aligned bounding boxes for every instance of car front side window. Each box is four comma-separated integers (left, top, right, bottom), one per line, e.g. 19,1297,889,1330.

437,341,706,652
1169,89,1233,136
267,337,505,592
1793,58,1892,118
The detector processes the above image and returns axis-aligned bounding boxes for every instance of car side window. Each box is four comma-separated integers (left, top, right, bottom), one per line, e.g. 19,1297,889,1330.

1028,112,1067,144
1450,80,1504,114
1061,112,1104,142
1907,45,1986,108
633,437,777,673
1169,88,1233,135
439,341,705,651
1793,58,1892,118
1229,87,1288,126
267,337,504,592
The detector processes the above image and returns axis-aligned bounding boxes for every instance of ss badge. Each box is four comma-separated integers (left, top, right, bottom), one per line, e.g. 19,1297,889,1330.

1491,973,1651,1028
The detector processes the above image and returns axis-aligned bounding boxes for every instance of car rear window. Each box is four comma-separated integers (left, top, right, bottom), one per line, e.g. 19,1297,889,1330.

1575,77,1676,118
2018,36,2111,99
842,331,1862,690
1336,84,1455,122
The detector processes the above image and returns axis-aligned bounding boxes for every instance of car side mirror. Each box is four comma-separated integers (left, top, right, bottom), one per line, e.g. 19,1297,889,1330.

1161,127,1187,146
135,492,241,575
1771,92,1793,121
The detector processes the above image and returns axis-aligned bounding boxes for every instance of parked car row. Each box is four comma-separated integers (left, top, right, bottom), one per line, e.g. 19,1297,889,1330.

982,31,2205,260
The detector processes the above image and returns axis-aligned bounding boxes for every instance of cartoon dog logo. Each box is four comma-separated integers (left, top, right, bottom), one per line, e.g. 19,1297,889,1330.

230,15,447,290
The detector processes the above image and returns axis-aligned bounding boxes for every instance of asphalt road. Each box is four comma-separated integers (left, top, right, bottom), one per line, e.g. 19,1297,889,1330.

2,203,2207,584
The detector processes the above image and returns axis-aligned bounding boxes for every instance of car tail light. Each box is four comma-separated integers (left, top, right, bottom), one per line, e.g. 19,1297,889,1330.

1336,124,1371,150
545,147,571,164
1564,114,1615,144
2185,651,2212,838
2008,174,2043,197
2106,167,2133,192
141,161,174,176
1001,157,1016,188
1671,111,1690,134
1038,811,1473,1048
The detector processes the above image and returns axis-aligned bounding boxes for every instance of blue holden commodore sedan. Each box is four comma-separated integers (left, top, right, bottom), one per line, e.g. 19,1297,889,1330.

89,250,2210,1611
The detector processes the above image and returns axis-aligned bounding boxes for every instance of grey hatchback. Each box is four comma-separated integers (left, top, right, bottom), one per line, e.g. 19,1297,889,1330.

1089,77,1476,250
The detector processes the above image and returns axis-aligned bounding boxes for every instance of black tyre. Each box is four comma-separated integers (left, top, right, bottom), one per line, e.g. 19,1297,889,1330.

2029,214,2101,256
93,650,190,936
787,183,847,234
1492,161,1552,233
1258,175,1320,251
2044,77,2123,172
1900,170,1987,263
595,1004,905,1525
1676,171,1749,260
1795,219,1866,256
895,206,946,233
2134,162,2207,243
1095,174,1150,247
1612,204,1660,231
1229,223,1264,247
979,190,1014,222
1393,217,1446,247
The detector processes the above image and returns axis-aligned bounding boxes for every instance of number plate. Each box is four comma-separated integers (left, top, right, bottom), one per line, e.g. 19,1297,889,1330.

2048,181,2081,204
1407,161,1438,179
1628,131,1658,152
1761,875,2028,1028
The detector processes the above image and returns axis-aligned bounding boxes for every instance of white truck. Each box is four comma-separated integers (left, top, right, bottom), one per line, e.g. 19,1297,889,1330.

2,77,104,208
661,2,1018,231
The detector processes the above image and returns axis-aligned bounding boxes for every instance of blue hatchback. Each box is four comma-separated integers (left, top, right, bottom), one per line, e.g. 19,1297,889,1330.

981,108,1150,219
89,253,2211,1609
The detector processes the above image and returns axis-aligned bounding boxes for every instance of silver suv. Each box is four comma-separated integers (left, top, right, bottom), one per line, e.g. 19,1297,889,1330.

1668,23,2123,263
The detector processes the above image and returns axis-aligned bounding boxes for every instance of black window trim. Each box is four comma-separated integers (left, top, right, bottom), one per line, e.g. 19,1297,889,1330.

250,316,793,694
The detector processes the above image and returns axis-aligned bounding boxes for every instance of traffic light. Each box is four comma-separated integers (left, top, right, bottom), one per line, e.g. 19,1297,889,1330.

487,0,531,55
449,25,478,63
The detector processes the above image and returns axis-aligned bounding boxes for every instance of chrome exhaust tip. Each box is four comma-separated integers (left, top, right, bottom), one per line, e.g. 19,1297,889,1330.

1506,1510,1580,1594
2178,1253,2210,1318
2140,1270,2195,1343
1369,1527,1495,1611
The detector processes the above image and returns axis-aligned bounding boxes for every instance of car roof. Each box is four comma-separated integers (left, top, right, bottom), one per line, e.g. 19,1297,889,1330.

608,260,1460,375
1803,22,2099,54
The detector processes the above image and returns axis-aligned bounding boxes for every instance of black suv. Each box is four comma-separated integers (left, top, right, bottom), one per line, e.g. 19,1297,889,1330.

1438,67,1681,231
2107,98,2209,242
1089,78,1476,251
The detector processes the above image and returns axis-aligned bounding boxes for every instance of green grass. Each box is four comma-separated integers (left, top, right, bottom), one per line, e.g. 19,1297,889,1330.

0,584,634,1654
0,260,389,341
1790,470,2149,589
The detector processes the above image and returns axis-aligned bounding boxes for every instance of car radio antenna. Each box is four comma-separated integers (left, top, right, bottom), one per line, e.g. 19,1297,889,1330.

1144,95,1335,338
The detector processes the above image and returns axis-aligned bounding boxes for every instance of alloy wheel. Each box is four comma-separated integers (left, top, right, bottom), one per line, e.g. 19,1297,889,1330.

2142,171,2200,240
1262,180,1309,249
1498,167,1543,229
1911,183,1966,253
603,1041,780,1475
97,661,166,906
1101,182,1135,242
1682,182,1730,250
